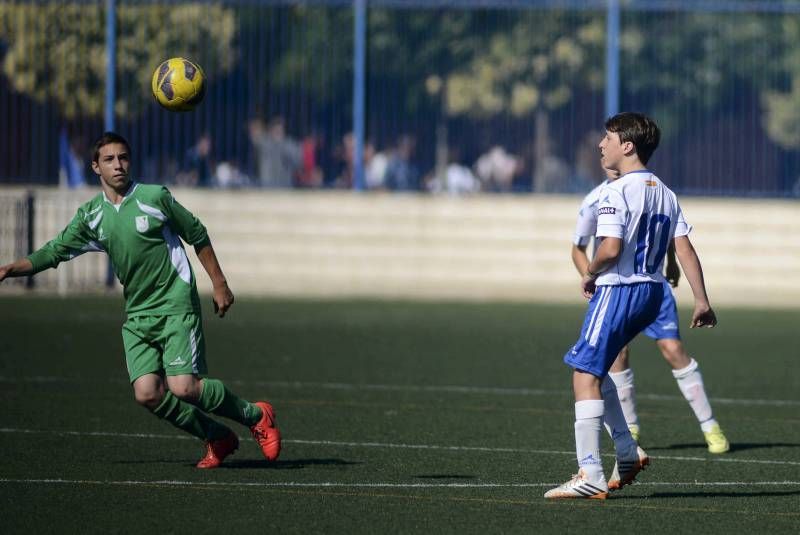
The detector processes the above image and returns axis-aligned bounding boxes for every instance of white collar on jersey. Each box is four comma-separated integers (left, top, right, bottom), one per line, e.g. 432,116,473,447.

618,169,652,179
103,181,139,210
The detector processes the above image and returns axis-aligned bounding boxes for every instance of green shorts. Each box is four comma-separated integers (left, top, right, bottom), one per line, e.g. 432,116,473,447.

122,313,208,382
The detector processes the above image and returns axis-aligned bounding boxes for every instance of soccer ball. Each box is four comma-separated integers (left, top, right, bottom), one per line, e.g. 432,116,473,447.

151,57,206,112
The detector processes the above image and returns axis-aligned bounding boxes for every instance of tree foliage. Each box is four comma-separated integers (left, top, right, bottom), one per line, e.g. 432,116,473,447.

253,5,353,108
619,11,787,140
761,15,800,149
0,2,237,118
266,7,606,121
3,3,800,153
442,11,605,118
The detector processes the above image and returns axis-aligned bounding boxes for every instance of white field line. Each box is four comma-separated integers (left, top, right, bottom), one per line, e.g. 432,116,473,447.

2,428,799,467
0,478,798,489
2,376,799,408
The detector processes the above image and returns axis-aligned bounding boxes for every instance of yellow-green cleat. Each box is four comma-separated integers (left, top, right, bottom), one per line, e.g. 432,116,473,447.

628,424,640,443
704,424,730,454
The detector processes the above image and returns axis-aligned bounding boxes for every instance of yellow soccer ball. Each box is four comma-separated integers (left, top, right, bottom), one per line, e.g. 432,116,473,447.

151,57,206,112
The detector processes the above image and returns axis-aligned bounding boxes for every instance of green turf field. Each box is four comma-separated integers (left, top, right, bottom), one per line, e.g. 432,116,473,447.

0,296,798,533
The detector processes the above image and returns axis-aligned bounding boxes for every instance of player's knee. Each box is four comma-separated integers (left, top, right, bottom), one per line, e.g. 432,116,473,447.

168,378,202,402
132,374,165,409
617,345,630,365
609,346,631,373
134,388,164,410
170,386,195,401
658,339,690,367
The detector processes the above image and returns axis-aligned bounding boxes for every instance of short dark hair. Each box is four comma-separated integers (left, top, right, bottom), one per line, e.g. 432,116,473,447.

92,131,131,163
604,112,660,165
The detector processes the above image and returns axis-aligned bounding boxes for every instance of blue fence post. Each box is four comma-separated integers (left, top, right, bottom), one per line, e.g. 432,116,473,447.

105,0,116,288
105,0,116,133
25,191,35,289
605,0,620,119
352,0,367,191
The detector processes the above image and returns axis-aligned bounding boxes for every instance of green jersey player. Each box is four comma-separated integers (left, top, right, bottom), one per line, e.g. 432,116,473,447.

0,132,280,468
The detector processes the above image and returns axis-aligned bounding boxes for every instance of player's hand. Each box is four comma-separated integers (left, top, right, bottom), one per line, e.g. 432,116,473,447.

665,262,681,288
581,274,597,299
690,304,717,328
212,283,234,318
0,264,10,283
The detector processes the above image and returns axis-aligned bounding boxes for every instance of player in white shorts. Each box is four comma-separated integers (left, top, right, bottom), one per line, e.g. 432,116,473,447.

572,170,729,454
545,112,718,499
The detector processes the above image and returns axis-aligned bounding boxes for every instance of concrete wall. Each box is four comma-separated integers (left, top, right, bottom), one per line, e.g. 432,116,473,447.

2,187,798,308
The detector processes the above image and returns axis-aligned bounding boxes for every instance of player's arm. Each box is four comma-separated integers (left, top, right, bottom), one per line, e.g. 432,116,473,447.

583,186,626,297
673,235,716,328
587,237,622,274
571,243,590,276
0,258,34,282
3,209,96,283
571,200,597,278
582,237,622,298
195,242,234,318
160,188,234,318
665,241,680,287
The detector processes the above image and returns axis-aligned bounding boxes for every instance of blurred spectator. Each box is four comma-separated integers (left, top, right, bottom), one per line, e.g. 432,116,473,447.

569,130,603,193
175,133,213,187
474,145,520,192
58,129,87,188
445,160,480,196
428,148,480,195
331,132,355,188
384,134,420,191
215,161,249,188
248,116,302,188
365,144,389,190
533,153,571,193
332,132,378,189
297,130,325,188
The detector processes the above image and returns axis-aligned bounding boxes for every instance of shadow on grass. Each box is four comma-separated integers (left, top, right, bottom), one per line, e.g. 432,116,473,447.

647,442,800,454
114,458,361,470
413,474,476,480
633,490,800,499
219,458,363,470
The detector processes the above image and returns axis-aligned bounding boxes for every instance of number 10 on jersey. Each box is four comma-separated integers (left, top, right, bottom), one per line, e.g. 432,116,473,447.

635,213,672,274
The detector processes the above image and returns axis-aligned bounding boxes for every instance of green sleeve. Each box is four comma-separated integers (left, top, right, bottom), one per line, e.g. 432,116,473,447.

159,187,211,248
27,209,98,273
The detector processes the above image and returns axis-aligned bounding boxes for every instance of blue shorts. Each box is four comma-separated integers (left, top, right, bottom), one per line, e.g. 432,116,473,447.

564,282,665,377
642,281,681,341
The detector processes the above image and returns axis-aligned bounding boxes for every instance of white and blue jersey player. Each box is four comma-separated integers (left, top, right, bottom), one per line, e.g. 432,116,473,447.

571,174,728,453
546,112,720,500
573,177,682,349
568,170,688,376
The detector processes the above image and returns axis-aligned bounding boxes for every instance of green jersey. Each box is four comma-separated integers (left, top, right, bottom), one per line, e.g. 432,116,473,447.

28,183,210,317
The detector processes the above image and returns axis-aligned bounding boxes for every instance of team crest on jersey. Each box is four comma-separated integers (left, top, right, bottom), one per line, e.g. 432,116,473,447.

135,215,149,233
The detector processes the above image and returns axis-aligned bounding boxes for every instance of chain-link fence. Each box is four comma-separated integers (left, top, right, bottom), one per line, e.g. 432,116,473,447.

2,1,800,196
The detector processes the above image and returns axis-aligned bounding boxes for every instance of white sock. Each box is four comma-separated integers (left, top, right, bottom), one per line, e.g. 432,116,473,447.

672,358,718,432
574,399,606,482
601,377,638,459
609,368,639,429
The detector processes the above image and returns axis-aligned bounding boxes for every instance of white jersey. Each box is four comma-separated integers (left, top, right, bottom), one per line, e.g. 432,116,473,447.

594,170,691,286
573,180,608,248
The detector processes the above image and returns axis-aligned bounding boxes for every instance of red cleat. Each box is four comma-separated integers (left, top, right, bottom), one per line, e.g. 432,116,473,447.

196,431,239,469
250,401,281,461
